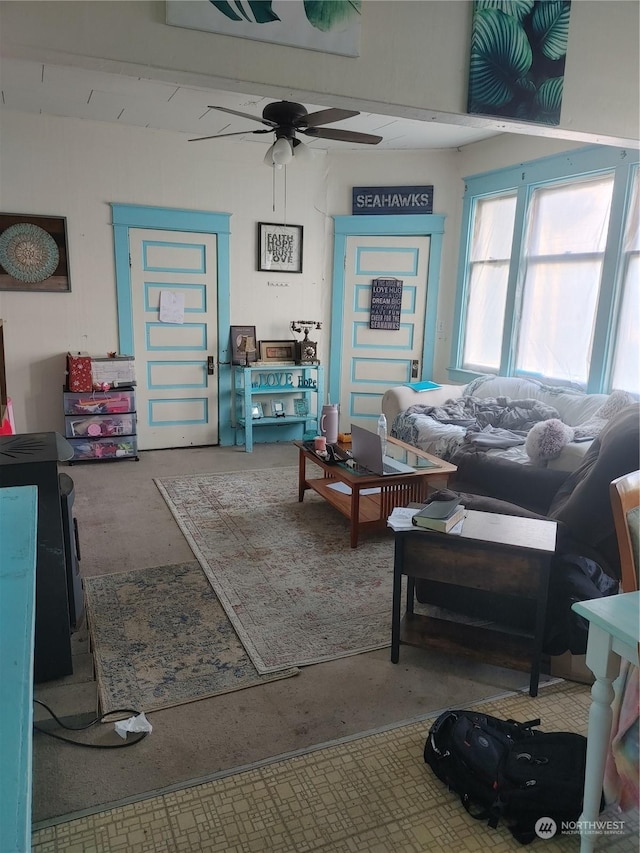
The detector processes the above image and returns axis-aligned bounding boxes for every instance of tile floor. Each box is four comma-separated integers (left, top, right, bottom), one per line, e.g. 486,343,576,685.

32,681,638,852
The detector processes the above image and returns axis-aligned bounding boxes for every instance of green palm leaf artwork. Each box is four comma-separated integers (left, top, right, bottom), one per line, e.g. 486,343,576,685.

304,0,361,32
470,9,533,108
209,1,280,23
468,0,571,126
198,0,362,56
531,0,571,60
475,0,535,24
209,0,361,31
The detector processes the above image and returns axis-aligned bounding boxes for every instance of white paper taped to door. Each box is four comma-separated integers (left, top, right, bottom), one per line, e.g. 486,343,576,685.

159,290,185,324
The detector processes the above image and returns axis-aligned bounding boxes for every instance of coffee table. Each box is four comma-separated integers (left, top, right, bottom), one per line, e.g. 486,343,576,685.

295,435,456,548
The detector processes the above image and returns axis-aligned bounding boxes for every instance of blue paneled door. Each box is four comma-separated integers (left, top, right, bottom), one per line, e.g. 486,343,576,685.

129,229,219,449
339,234,431,431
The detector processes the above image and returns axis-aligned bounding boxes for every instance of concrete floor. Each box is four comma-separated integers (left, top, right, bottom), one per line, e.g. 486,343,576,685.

33,442,542,825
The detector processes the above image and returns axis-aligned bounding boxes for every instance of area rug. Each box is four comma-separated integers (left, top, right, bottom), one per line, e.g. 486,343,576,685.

155,468,397,674
84,561,298,713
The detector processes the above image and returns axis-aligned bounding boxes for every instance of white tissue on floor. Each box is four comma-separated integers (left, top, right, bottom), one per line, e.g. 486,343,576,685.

114,712,153,739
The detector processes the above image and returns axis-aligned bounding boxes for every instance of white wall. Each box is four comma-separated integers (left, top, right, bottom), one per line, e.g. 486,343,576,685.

1,109,583,433
1,1,638,145
0,111,331,432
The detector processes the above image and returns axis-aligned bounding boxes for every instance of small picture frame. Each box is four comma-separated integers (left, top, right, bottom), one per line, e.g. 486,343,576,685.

230,325,257,365
259,340,296,364
251,402,264,419
293,398,309,417
270,400,286,418
257,222,303,273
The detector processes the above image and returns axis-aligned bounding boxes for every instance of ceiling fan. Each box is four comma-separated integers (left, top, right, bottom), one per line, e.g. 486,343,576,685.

189,100,383,166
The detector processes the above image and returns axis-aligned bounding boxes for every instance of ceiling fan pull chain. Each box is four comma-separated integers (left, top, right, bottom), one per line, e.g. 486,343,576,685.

272,166,276,213
284,166,287,225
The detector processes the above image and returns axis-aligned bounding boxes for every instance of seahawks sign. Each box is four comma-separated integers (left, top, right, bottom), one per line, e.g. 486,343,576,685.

352,185,433,215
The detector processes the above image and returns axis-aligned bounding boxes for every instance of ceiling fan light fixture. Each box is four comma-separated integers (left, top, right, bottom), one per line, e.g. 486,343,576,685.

272,137,293,165
264,142,276,166
292,139,312,162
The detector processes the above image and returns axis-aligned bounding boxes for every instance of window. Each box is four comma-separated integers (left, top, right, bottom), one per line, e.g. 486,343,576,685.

462,193,516,372
453,147,639,393
516,175,614,385
611,169,640,393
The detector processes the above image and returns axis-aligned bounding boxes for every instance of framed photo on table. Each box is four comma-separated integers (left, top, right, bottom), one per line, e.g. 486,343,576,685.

259,340,296,364
257,223,303,273
230,325,257,365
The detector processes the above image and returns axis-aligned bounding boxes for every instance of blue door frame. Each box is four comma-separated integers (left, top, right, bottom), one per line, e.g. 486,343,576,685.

111,203,235,446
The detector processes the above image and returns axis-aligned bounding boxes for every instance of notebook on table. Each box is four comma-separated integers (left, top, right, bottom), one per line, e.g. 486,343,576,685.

350,423,416,476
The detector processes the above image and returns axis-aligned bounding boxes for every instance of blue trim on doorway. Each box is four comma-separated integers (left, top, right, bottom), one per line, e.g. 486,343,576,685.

110,204,233,446
330,214,446,405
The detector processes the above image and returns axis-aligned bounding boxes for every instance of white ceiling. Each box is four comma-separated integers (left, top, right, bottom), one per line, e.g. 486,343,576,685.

0,57,500,152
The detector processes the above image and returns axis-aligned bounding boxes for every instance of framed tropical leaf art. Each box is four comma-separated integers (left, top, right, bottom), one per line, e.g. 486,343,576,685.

166,1,362,57
467,0,572,126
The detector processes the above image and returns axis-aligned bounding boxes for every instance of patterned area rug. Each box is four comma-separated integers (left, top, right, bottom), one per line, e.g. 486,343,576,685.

84,561,298,713
155,468,397,674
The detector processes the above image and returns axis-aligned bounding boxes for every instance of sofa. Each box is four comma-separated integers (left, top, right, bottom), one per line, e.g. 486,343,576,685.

415,403,640,658
383,375,636,473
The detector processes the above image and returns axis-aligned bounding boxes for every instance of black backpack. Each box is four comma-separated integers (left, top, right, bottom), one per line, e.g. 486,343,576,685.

424,709,594,845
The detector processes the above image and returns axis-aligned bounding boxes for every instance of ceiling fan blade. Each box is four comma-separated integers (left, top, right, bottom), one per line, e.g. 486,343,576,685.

302,127,383,145
189,128,272,142
188,127,273,142
299,107,360,128
207,105,278,126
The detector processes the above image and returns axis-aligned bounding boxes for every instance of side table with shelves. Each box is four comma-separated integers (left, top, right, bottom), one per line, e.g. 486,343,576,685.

391,510,557,696
233,364,324,452
63,387,139,462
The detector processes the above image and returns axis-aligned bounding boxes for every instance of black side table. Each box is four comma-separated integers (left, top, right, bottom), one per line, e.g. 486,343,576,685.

391,510,557,697
0,433,73,682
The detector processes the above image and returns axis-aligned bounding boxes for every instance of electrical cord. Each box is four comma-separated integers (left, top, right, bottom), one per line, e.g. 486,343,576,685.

33,699,149,749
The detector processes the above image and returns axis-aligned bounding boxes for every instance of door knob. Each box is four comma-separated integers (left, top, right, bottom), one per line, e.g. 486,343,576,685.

207,356,215,376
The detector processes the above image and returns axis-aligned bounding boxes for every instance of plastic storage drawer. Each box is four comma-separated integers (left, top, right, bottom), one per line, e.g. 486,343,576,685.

63,390,135,416
64,413,136,438
68,436,138,461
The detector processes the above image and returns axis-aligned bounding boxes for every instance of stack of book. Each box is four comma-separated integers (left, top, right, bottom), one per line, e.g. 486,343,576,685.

411,501,466,533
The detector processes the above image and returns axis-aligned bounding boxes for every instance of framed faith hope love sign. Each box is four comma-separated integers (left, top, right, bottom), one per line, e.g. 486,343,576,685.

257,223,303,273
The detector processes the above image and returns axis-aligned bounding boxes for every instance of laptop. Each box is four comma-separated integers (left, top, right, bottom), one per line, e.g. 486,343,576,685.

350,423,416,476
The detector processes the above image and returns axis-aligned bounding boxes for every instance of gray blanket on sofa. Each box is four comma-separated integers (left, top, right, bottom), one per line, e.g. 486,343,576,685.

393,395,560,460
404,395,559,431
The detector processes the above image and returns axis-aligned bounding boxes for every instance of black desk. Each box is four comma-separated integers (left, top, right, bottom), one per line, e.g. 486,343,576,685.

0,432,73,682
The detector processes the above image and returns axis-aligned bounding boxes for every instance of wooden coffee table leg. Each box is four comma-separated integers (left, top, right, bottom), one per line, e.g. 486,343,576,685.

350,487,361,548
298,448,307,502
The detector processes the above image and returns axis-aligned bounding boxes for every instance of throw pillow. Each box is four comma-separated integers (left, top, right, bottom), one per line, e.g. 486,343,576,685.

573,390,636,441
596,389,636,419
525,418,575,463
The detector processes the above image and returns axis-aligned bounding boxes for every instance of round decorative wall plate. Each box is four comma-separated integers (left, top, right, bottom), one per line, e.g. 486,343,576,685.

0,222,60,283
